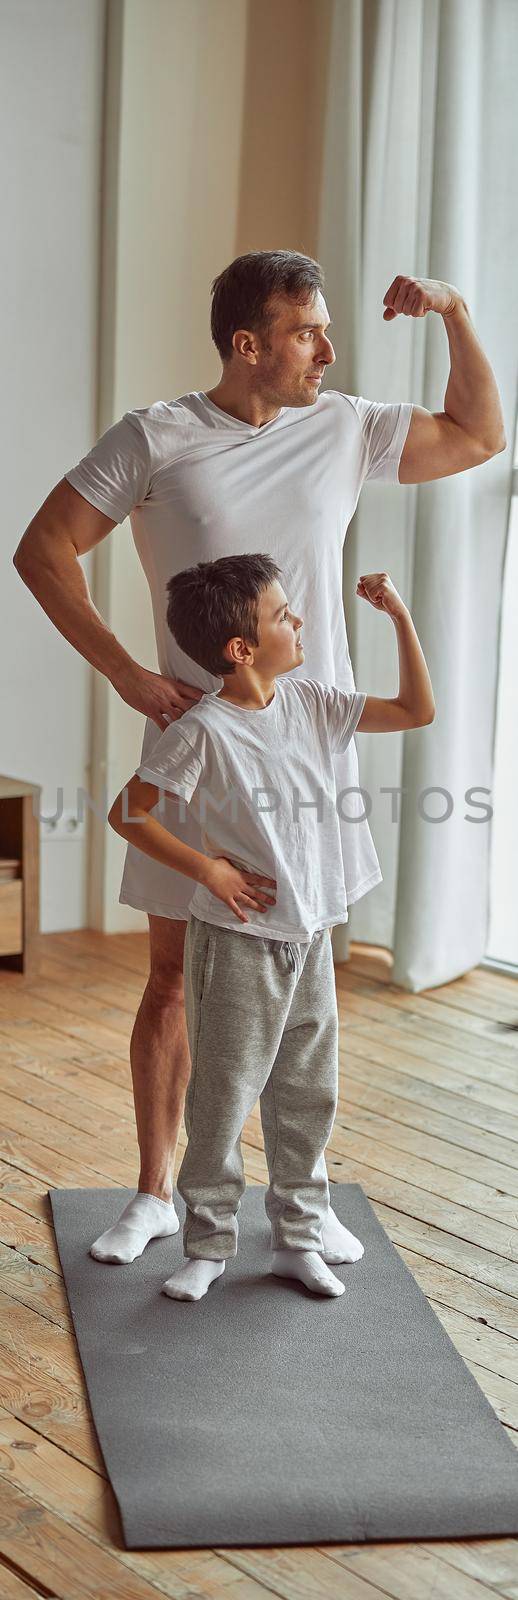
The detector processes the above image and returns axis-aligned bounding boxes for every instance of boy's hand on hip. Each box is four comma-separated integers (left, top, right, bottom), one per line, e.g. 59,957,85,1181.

201,858,277,925
356,572,407,620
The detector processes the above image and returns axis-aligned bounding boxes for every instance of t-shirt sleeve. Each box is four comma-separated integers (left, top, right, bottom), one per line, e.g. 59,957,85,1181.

135,727,203,802
64,411,151,524
341,394,414,483
320,686,367,755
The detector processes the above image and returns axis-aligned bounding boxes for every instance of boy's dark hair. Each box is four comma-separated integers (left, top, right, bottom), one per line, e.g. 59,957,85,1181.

166,553,283,677
210,249,325,363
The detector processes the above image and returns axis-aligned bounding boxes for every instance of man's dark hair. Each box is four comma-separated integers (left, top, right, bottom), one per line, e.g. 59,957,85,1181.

210,249,325,363
166,553,283,677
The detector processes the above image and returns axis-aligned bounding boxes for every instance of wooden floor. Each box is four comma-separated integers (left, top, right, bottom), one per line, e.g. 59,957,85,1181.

0,929,517,1599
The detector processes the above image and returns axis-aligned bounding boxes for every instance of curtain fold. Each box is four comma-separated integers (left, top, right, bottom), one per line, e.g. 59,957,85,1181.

320,0,518,990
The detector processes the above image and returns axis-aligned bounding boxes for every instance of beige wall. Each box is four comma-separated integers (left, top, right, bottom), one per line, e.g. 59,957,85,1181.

94,0,333,929
236,0,332,254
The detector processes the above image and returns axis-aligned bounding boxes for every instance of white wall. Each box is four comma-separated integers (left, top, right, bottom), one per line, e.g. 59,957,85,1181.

1,0,106,930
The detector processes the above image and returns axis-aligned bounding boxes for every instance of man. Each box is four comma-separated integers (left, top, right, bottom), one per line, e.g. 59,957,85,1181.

13,250,506,1266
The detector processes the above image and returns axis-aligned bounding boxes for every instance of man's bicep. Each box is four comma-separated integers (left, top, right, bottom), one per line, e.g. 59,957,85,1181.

398,407,491,484
15,477,117,565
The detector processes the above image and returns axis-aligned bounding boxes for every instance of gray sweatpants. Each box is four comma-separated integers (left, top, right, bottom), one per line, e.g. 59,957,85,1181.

178,912,339,1259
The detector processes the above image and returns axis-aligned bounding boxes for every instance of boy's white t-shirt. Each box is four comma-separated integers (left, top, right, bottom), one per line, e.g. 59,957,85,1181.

135,676,366,943
65,388,413,921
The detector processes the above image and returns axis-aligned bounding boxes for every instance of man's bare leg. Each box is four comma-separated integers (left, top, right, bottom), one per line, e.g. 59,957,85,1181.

90,915,190,1262
130,914,190,1198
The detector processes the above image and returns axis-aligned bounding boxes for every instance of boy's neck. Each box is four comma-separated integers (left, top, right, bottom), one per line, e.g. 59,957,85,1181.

216,670,277,711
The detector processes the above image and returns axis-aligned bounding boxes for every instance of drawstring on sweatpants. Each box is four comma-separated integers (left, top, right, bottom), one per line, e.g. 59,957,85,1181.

278,939,309,982
271,933,318,982
279,940,297,974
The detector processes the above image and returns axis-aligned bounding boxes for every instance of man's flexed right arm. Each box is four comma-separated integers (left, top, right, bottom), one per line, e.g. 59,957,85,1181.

13,478,203,732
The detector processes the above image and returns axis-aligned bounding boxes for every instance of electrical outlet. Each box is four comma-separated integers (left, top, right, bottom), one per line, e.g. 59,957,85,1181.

40,807,85,842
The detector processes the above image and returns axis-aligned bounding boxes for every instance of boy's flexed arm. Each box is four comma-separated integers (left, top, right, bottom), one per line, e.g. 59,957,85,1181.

355,572,435,733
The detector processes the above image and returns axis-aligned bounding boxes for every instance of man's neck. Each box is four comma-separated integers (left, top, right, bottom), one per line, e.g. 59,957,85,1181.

204,384,282,429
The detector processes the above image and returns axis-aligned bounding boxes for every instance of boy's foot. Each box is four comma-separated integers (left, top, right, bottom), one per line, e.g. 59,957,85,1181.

271,1248,345,1296
90,1192,179,1263
320,1208,364,1265
162,1257,226,1301
269,1209,364,1265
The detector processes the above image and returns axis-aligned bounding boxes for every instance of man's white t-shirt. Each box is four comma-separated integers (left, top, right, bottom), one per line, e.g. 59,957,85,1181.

135,677,366,943
65,388,413,922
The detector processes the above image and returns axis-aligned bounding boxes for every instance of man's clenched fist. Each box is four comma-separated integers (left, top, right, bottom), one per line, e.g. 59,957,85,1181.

382,275,461,320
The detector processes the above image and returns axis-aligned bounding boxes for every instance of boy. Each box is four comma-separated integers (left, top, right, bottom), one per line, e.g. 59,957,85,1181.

108,555,435,1301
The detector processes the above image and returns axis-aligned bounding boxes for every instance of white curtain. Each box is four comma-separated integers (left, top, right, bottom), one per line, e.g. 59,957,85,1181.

320,0,518,990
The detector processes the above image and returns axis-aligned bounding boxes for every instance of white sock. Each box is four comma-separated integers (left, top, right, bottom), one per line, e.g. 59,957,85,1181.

90,1192,179,1263
271,1249,345,1297
319,1207,364,1265
162,1257,226,1301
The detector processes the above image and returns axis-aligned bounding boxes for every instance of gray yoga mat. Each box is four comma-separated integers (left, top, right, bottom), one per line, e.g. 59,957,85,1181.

49,1182,518,1549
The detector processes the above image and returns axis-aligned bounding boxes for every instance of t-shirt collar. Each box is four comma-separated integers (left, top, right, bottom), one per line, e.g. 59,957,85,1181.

211,685,277,714
196,392,286,433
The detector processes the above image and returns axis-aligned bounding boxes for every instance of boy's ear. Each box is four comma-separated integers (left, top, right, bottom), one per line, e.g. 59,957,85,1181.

222,634,253,667
220,638,235,668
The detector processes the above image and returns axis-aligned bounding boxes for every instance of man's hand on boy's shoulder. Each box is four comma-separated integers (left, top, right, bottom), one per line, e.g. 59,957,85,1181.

110,661,205,733
356,572,407,619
